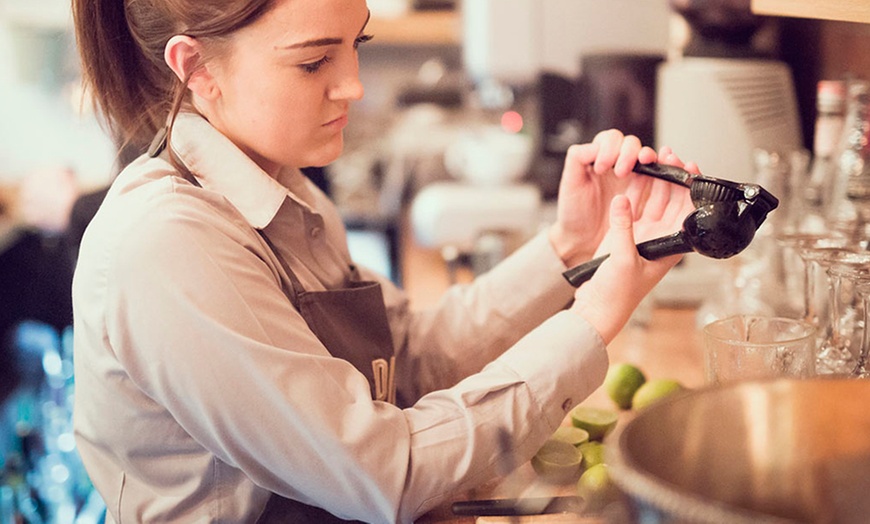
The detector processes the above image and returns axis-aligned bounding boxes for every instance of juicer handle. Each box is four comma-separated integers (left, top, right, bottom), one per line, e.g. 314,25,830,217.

633,162,694,188
562,232,693,287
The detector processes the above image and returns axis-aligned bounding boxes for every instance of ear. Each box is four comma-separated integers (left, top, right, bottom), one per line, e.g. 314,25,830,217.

164,35,221,101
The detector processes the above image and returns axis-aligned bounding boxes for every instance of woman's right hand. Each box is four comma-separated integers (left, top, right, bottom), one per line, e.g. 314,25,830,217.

568,156,693,343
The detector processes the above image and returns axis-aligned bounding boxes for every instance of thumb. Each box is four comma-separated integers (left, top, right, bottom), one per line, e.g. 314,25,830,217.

569,194,641,344
607,195,636,259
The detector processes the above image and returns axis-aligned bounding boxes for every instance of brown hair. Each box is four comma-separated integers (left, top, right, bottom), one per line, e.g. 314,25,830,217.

72,0,275,155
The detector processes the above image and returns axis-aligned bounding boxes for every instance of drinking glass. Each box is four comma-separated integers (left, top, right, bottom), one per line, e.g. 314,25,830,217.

855,281,870,378
822,251,870,376
703,315,816,385
773,233,841,319
782,234,851,326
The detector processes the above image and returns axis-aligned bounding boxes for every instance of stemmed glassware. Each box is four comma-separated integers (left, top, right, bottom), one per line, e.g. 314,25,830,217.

855,281,870,378
774,233,859,374
817,252,869,374
775,233,850,324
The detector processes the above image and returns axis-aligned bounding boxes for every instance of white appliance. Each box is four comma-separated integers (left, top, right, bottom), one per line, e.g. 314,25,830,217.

656,57,802,184
410,181,542,253
407,122,542,279
652,56,802,305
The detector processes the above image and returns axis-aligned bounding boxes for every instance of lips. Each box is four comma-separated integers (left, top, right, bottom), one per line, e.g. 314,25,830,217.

324,114,348,128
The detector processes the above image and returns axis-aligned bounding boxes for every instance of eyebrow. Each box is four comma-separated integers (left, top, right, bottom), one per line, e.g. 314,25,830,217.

279,9,371,50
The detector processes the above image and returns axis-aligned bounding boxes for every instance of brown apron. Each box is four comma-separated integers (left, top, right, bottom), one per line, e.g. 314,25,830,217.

254,236,398,523
149,140,398,523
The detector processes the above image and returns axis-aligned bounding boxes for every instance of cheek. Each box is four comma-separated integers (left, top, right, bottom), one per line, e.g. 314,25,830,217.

266,92,322,147
260,92,337,166
242,83,316,136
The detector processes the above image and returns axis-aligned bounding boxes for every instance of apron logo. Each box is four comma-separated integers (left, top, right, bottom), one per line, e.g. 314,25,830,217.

371,357,396,405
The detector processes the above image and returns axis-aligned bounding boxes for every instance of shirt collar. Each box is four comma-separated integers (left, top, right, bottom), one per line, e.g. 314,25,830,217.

168,112,292,229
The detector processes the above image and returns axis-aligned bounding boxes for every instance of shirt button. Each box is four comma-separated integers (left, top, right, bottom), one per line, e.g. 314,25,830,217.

309,226,322,238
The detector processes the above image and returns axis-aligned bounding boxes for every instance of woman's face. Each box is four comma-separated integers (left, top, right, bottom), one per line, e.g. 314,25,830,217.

202,0,370,174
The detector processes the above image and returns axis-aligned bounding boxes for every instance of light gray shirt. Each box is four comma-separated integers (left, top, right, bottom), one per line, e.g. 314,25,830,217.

72,113,608,523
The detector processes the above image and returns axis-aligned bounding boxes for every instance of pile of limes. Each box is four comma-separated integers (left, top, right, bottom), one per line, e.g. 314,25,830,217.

530,363,687,511
528,406,617,507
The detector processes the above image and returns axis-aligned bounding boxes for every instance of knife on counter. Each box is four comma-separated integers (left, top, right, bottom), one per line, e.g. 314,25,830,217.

451,495,584,516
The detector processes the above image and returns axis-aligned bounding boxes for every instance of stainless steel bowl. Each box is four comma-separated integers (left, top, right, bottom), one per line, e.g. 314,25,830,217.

608,378,870,523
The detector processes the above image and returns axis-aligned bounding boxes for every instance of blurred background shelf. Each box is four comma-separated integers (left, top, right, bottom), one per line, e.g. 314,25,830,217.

369,11,460,46
752,0,870,24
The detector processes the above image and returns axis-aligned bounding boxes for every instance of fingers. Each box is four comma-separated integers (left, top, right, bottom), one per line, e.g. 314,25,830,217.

682,161,701,174
563,143,600,184
637,146,657,165
661,186,694,226
568,134,700,193
614,135,642,177
654,145,700,213
657,148,684,169
624,175,652,219
591,129,623,174
641,177,673,222
591,129,653,177
656,146,701,174
565,142,600,166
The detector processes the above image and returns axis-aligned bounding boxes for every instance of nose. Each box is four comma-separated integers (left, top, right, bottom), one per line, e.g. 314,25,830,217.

329,59,365,101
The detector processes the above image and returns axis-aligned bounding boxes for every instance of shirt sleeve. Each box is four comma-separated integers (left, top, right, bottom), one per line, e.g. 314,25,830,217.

373,229,588,402
105,189,607,523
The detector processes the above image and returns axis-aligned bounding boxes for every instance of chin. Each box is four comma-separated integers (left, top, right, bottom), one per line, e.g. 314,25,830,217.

304,138,345,168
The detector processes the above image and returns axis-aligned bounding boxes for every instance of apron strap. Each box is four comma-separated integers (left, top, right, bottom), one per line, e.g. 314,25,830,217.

258,230,308,310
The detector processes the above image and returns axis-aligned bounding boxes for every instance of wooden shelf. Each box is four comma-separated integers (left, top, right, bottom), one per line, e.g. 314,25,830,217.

368,10,460,46
752,0,870,24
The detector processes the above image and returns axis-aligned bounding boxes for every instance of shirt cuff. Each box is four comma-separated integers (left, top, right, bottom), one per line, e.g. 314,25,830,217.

482,229,577,312
495,310,608,429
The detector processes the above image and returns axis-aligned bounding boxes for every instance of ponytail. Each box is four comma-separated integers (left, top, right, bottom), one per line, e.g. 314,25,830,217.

72,0,172,152
72,0,274,156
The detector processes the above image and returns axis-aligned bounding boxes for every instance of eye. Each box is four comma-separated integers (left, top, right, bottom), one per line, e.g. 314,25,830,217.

301,55,332,74
354,33,374,50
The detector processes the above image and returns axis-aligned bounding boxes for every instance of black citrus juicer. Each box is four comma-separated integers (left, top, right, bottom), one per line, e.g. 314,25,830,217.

562,162,780,287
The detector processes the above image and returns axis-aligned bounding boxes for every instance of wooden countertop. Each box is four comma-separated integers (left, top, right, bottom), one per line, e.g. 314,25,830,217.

417,306,705,523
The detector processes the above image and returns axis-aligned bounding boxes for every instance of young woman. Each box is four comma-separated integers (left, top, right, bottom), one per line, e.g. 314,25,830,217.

70,0,696,522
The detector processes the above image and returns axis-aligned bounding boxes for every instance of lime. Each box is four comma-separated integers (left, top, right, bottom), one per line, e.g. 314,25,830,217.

578,441,606,469
576,463,617,511
531,438,582,483
569,406,619,441
551,426,590,447
604,363,646,409
632,378,685,410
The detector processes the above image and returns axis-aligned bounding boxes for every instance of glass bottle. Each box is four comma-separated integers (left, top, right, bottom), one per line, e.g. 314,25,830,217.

750,149,811,317
827,79,870,239
805,80,846,233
